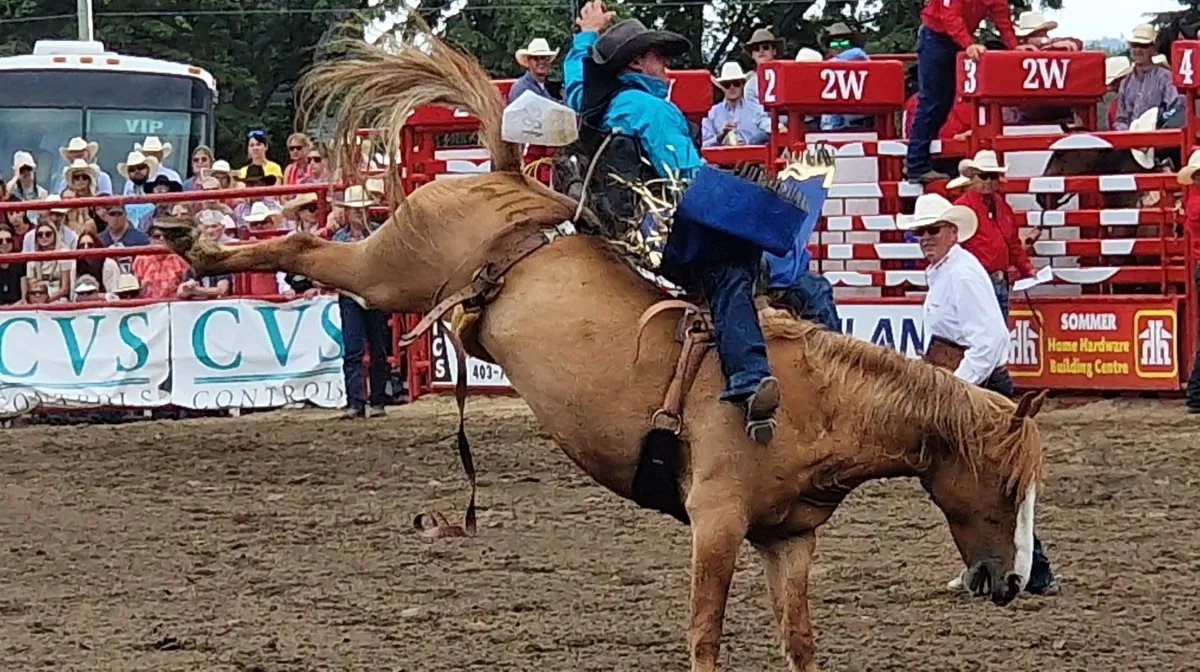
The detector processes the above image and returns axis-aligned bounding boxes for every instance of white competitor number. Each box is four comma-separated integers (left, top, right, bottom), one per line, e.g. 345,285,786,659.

1181,48,1195,86
762,68,777,103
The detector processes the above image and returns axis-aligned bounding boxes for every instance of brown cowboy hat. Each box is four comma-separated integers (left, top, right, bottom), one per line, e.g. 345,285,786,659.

591,19,690,71
826,22,854,38
743,28,783,52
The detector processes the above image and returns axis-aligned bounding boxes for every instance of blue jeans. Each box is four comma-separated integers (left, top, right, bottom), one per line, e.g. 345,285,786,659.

906,27,960,177
989,272,1016,394
1188,267,1200,408
774,272,840,332
339,296,392,409
698,248,773,402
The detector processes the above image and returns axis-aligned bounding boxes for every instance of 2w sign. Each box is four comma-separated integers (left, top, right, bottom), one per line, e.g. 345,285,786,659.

1021,57,1070,90
819,69,868,101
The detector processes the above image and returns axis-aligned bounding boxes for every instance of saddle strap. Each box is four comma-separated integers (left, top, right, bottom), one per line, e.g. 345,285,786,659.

653,314,713,434
412,328,478,539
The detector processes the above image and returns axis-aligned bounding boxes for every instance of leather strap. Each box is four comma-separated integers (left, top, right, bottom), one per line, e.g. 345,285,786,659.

633,299,705,363
653,318,712,434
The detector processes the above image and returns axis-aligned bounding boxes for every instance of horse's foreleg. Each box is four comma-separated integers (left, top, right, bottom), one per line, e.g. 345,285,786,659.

685,493,748,672
757,533,819,672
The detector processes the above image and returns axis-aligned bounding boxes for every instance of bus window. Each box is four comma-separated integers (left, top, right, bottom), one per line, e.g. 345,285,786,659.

87,109,205,186
0,108,83,189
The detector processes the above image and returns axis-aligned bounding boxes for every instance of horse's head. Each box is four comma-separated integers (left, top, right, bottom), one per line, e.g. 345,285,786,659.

924,389,1047,606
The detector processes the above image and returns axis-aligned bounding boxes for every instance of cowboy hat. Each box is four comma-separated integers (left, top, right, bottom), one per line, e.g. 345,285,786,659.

135,135,173,158
1130,107,1159,169
59,137,100,162
114,273,141,294
946,175,972,191
713,61,748,85
515,38,559,69
282,192,320,217
336,185,376,209
591,19,690,71
743,28,783,52
1014,11,1058,38
1128,23,1157,46
1178,149,1200,185
117,151,160,178
147,174,184,193
62,158,100,183
73,274,100,294
795,47,823,62
899,193,979,243
204,159,233,178
243,201,281,224
241,164,278,186
43,194,70,214
826,22,854,38
960,150,1008,177
1106,56,1132,85
12,151,35,172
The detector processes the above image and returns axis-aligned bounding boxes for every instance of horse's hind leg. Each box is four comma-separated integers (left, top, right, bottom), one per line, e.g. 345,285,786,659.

756,533,819,672
685,490,749,672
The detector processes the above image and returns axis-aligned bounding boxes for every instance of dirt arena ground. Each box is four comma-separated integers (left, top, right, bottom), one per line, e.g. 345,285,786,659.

1,396,1198,671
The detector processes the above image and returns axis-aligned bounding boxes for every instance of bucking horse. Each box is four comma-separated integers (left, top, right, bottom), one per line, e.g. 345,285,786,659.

157,28,1047,672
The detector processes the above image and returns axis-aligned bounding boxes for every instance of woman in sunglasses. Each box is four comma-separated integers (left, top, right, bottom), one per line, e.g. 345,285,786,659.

283,132,312,186
22,223,71,303
0,222,24,305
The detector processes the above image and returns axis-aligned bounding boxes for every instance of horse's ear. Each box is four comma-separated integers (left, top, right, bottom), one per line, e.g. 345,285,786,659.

1013,391,1036,419
1026,389,1049,418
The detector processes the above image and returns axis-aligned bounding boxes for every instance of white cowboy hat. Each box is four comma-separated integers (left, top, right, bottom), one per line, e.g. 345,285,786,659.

1130,107,1160,169
1128,23,1157,46
1014,11,1058,38
243,201,281,224
117,151,160,179
1106,56,1132,85
135,135,173,159
713,61,748,85
12,151,35,171
946,175,972,191
43,194,70,214
1179,149,1200,185
960,150,1008,177
62,158,100,183
515,38,559,68
203,159,233,178
59,137,100,162
899,193,979,243
336,184,375,208
795,47,823,62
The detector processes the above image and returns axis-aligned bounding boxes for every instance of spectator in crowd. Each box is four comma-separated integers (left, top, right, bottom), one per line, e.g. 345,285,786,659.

275,193,325,296
88,192,114,234
132,222,190,299
906,0,1017,183
74,231,121,299
1103,56,1132,130
283,132,313,186
234,166,283,230
509,37,560,104
60,189,97,238
179,212,234,300
185,145,215,190
9,151,48,203
5,195,32,248
1114,24,1181,131
23,223,71,303
62,160,99,199
23,196,78,251
138,175,185,232
741,27,781,139
1013,11,1082,52
334,185,392,419
118,150,159,225
135,136,182,183
299,143,329,185
53,137,113,194
72,274,102,303
239,129,284,182
23,279,49,305
111,273,141,300
1176,150,1200,414
702,62,769,147
821,22,872,131
97,202,151,277
196,177,237,235
0,222,24,305
204,159,236,190
240,201,289,295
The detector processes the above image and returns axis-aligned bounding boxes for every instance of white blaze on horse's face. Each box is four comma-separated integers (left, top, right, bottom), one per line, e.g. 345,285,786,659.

1012,484,1036,592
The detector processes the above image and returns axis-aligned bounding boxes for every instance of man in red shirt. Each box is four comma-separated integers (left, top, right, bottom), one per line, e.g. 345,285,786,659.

1178,151,1200,413
906,0,1018,184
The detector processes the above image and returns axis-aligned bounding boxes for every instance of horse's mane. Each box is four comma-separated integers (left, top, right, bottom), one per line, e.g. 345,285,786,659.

761,311,1043,497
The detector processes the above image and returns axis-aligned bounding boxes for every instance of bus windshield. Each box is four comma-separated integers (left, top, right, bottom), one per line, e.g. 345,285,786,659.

0,70,213,191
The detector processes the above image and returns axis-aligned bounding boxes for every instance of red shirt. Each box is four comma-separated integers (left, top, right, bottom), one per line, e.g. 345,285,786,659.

1184,186,1200,261
903,94,973,139
921,0,1018,50
955,189,1037,278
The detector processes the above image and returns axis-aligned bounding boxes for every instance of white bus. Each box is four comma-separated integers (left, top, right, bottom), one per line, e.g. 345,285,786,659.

0,39,216,190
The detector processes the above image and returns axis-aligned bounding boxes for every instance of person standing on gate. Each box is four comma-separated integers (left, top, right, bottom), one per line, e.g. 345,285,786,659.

1114,24,1181,131
899,193,1059,596
905,0,1018,184
1176,150,1200,414
334,185,393,419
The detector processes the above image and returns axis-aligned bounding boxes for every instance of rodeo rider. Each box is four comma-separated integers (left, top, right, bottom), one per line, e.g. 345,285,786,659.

562,0,781,441
901,194,1058,596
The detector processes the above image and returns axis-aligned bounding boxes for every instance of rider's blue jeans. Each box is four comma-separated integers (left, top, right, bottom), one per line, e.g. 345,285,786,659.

773,272,841,332
698,246,773,402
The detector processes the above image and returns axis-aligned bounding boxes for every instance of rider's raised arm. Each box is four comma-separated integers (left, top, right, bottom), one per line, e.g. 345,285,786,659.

562,31,599,113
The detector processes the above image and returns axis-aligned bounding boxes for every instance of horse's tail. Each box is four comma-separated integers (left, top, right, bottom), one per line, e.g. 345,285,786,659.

295,18,522,186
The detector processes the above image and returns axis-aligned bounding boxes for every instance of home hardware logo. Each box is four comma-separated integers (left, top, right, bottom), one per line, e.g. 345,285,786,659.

1134,310,1177,379
1008,309,1043,377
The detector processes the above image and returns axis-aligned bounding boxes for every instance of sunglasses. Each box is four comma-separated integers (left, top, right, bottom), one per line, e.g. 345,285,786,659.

28,290,46,296
288,145,305,152
308,155,323,163
827,38,852,49
36,230,54,238
723,80,744,88
71,174,91,180
976,173,1002,181
752,44,774,53
914,224,947,237
301,204,318,213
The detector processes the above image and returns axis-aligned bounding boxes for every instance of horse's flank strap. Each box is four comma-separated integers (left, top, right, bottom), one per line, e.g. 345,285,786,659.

635,302,713,434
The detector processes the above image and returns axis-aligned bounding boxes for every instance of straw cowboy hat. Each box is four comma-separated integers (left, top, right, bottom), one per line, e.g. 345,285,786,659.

713,61,749,86
899,193,979,242
62,158,99,183
826,22,854,38
114,273,141,295
743,28,783,53
12,151,35,172
1178,149,1200,185
590,19,690,71
1130,107,1159,169
282,191,319,217
959,150,1008,177
243,201,281,224
1127,23,1158,47
795,47,823,62
515,38,559,69
135,135,173,158
336,184,376,208
43,194,70,214
1014,11,1058,38
117,150,160,178
946,174,972,191
203,159,233,179
1106,56,1132,85
59,136,100,162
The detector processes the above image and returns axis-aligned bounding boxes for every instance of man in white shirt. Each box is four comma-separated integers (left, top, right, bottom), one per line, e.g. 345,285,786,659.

901,194,1058,596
